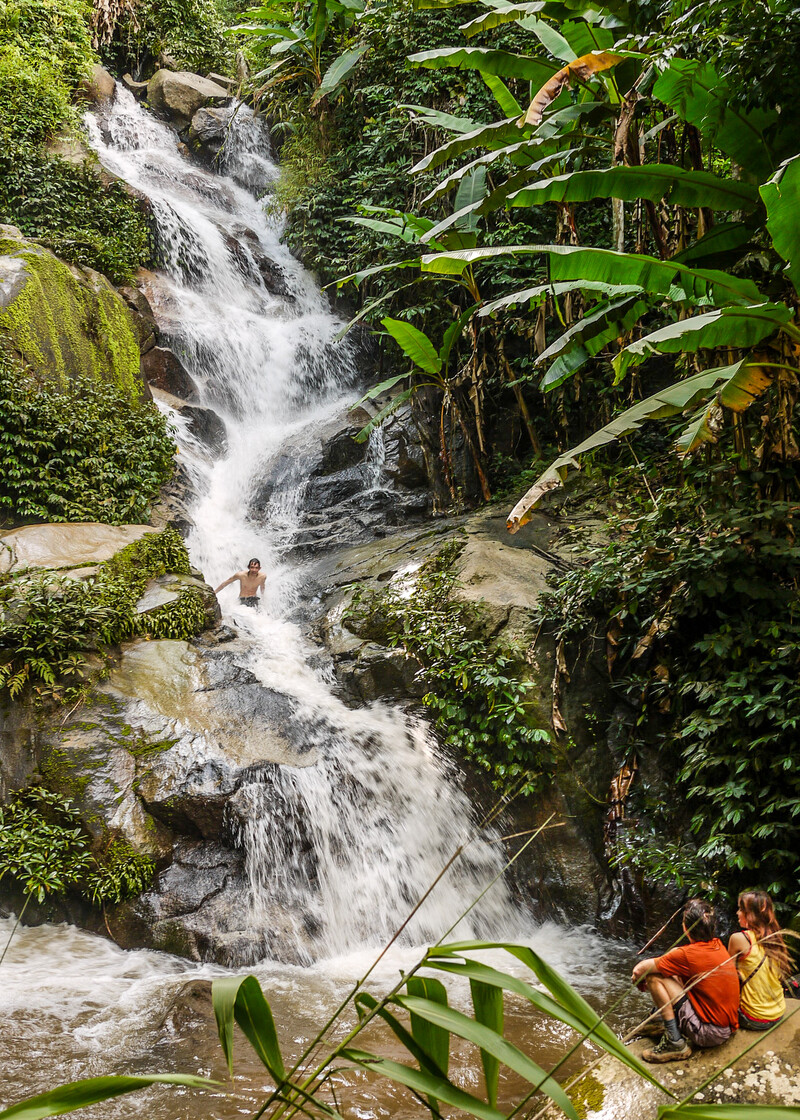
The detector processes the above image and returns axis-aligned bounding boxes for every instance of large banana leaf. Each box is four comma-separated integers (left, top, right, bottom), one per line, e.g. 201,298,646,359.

0,1075,219,1120
412,119,527,175
673,222,752,266
539,294,651,390
409,46,559,86
310,45,367,104
760,154,800,292
212,974,285,1080
675,360,772,455
508,165,759,211
401,102,478,133
481,72,523,117
420,244,764,306
506,364,751,530
523,51,621,127
460,2,546,37
653,60,777,182
453,168,488,231
422,143,566,205
390,993,579,1119
613,303,794,382
477,280,642,317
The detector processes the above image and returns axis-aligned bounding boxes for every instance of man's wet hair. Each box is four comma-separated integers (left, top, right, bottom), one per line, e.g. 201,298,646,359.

683,898,716,941
248,558,261,567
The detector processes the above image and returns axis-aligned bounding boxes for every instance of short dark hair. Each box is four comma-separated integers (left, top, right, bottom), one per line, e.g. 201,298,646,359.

248,558,261,567
683,898,716,941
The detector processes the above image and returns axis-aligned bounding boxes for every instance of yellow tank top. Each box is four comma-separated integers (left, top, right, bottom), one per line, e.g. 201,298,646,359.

739,933,786,1022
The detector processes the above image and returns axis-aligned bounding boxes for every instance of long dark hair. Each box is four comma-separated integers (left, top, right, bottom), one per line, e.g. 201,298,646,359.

738,890,793,977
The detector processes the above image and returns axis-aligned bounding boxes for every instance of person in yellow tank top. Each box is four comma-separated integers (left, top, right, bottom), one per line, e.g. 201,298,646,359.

728,890,792,1030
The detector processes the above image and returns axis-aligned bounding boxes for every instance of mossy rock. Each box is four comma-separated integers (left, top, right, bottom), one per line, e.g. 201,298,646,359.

0,226,143,399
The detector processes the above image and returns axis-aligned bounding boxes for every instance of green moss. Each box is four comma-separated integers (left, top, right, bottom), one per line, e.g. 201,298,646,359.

0,243,141,398
569,1074,606,1119
39,747,91,803
127,735,178,758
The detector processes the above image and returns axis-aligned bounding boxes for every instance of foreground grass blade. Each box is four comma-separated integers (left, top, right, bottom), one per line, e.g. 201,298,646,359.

212,975,285,1080
393,994,578,1120
426,944,667,1091
406,976,451,1077
341,1048,506,1120
470,978,504,1108
0,1074,218,1120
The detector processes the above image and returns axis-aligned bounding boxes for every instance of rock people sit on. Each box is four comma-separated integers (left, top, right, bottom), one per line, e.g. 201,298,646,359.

632,898,740,1063
729,889,792,1031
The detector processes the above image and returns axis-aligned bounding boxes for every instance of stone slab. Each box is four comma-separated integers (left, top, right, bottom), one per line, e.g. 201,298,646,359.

0,522,152,573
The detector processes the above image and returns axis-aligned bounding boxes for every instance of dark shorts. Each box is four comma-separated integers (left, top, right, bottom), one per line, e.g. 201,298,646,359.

739,1009,781,1031
675,995,732,1048
239,596,260,609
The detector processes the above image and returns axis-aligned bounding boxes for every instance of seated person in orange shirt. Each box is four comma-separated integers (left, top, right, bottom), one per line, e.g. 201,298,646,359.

631,898,740,1063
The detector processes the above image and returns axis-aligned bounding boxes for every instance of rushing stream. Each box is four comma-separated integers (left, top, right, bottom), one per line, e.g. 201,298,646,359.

0,89,636,1117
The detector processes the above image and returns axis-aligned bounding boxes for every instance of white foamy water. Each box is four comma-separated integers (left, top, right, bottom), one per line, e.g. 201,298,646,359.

0,87,632,1117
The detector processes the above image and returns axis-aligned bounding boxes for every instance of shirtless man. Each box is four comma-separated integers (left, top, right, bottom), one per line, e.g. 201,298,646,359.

214,558,266,608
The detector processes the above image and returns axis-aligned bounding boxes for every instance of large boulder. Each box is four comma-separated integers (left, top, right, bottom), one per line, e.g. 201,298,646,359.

141,345,199,399
147,70,230,130
77,64,116,106
187,106,229,163
0,228,144,398
0,522,151,574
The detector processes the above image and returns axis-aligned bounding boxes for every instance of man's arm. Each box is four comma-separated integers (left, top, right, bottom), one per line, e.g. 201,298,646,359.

258,572,267,593
214,572,241,593
632,957,659,984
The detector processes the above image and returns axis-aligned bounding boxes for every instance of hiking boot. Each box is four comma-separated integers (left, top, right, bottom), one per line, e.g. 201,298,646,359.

642,1033,692,1063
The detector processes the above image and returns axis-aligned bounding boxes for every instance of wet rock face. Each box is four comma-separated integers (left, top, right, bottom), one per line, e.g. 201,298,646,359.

187,106,229,163
147,70,230,131
141,345,199,398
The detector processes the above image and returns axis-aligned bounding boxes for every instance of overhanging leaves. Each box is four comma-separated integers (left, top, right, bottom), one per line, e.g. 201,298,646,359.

311,44,367,104
0,1075,219,1120
409,46,559,86
761,154,800,292
522,51,621,127
675,359,773,455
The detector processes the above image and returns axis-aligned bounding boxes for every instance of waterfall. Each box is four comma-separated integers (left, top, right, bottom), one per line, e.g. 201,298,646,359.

87,89,529,962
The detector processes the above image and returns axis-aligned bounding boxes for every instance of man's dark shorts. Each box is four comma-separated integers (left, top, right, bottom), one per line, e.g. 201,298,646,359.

675,995,732,1048
239,596,260,609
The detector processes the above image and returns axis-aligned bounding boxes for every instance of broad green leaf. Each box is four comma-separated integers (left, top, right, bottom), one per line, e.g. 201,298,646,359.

673,222,752,266
470,979,504,1107
420,244,763,306
508,165,759,211
653,60,777,181
507,363,749,526
382,317,442,373
393,994,578,1119
311,45,367,104
460,3,546,38
675,360,773,455
334,258,420,289
453,168,488,231
523,17,576,62
0,1075,218,1120
354,992,449,1078
212,974,285,1079
477,280,642,316
352,372,409,407
540,295,650,390
440,306,475,366
559,18,615,58
406,977,450,1077
355,388,415,442
341,1048,505,1120
425,944,668,1092
613,303,794,382
408,46,559,86
480,72,523,116
411,119,526,175
761,154,800,292
422,144,570,207
401,103,478,133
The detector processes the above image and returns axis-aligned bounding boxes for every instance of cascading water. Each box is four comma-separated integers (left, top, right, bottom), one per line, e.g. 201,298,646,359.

87,88,526,962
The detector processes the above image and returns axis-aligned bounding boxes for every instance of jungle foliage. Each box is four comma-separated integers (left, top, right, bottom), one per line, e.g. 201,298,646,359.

0,356,175,526
0,0,152,280
0,786,154,908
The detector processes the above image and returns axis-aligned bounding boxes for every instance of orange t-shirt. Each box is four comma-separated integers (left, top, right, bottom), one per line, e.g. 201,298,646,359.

654,939,739,1029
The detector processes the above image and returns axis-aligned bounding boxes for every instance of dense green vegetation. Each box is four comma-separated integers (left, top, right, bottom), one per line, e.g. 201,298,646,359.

240,0,800,913
0,528,208,702
348,542,552,794
0,785,154,907
0,0,151,280
0,356,175,526
101,0,231,77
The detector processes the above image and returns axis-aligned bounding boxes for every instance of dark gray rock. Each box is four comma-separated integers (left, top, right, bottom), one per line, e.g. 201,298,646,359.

180,403,228,455
142,345,199,399
187,106,229,163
